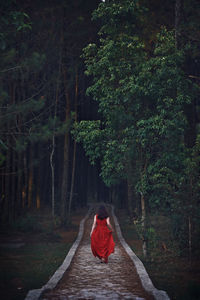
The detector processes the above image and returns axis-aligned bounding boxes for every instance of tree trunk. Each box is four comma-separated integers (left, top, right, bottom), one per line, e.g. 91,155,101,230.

0,168,5,222
61,121,70,225
175,0,183,49
140,157,148,258
140,192,147,258
79,146,88,207
28,146,33,209
17,152,23,216
41,146,50,207
141,192,146,224
4,141,11,222
68,71,78,218
36,157,41,209
127,178,133,218
11,148,16,221
61,66,70,225
50,136,55,216
10,83,17,221
188,216,192,264
50,34,62,218
68,140,76,218
22,154,28,209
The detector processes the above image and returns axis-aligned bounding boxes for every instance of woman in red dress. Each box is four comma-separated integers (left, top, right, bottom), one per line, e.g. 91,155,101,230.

90,205,115,263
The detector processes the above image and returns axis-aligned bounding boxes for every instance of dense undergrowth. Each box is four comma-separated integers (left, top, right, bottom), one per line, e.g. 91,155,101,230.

117,209,200,300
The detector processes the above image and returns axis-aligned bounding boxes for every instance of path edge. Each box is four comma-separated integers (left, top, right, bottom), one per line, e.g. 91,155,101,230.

111,205,170,300
24,206,92,300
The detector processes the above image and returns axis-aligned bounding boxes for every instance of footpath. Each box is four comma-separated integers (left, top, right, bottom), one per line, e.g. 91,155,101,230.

26,205,170,300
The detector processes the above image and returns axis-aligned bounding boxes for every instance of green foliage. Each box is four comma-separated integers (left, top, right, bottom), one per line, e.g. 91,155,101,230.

171,214,187,247
92,0,148,36
0,3,51,162
29,117,70,144
72,120,103,165
81,0,194,202
0,94,66,153
0,2,31,50
76,1,200,256
146,227,158,249
22,52,46,72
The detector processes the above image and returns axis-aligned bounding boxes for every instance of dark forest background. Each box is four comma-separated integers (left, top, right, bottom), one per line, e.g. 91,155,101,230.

1,0,200,273
0,0,108,226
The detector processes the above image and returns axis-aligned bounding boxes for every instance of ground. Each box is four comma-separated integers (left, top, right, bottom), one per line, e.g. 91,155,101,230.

1,206,200,300
0,208,87,300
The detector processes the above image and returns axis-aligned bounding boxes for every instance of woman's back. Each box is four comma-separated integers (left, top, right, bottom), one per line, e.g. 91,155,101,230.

90,205,115,263
96,215,107,226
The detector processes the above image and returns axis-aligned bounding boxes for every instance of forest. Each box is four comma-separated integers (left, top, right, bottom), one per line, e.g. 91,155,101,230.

0,0,200,298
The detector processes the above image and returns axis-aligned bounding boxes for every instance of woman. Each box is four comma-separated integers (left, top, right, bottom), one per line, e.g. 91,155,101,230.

90,205,115,263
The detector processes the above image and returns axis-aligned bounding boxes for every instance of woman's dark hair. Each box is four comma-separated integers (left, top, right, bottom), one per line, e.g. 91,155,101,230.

97,205,109,220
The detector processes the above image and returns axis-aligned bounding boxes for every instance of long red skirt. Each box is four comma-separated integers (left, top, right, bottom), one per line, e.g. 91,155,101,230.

91,217,115,263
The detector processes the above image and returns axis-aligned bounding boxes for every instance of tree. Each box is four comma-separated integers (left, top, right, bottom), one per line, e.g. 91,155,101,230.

0,0,101,225
73,0,200,256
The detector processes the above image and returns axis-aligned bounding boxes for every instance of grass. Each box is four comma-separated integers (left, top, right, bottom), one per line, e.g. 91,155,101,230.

0,242,73,300
0,207,87,300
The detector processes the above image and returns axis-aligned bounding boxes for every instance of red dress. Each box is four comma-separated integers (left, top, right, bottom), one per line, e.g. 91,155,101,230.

91,215,115,263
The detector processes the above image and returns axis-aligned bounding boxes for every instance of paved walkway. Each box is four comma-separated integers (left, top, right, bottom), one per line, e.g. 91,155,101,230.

41,208,155,300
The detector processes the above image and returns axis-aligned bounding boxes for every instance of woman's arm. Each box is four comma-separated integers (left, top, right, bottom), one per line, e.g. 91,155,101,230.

90,215,97,237
106,217,114,232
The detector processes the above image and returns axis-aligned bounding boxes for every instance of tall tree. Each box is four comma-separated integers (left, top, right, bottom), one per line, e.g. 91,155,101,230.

74,0,200,255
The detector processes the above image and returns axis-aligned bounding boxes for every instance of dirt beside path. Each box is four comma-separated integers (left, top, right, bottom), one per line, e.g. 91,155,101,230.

42,213,154,300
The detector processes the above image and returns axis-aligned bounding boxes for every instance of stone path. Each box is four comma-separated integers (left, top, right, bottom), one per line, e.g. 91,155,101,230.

41,208,156,300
